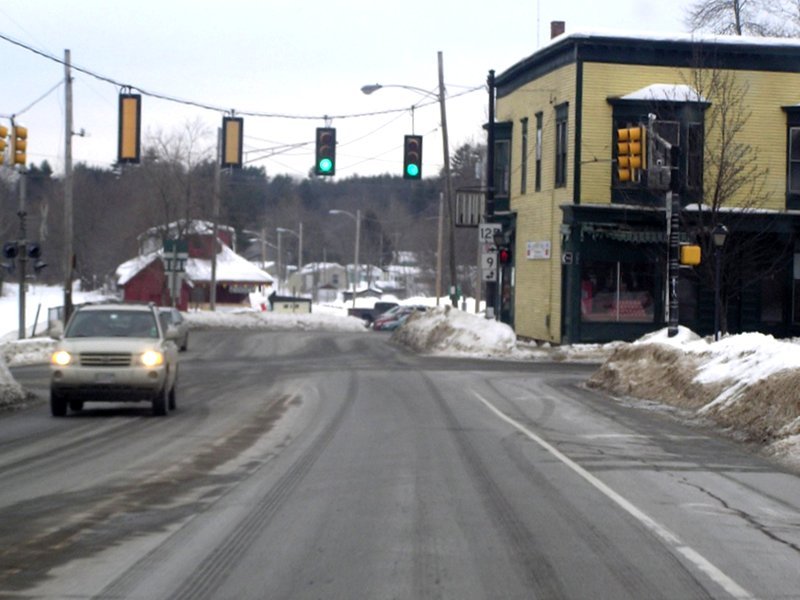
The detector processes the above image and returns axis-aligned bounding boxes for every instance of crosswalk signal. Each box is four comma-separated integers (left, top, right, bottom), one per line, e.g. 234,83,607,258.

315,127,336,176
0,125,8,165
616,125,644,183
403,134,422,179
498,246,512,265
12,125,27,166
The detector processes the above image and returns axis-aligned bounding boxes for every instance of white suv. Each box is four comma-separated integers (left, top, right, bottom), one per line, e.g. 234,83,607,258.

50,303,179,417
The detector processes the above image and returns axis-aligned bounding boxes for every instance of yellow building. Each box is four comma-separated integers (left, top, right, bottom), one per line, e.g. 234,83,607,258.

492,29,800,343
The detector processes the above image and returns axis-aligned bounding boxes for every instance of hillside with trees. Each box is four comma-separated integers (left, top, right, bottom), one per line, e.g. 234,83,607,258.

0,133,485,299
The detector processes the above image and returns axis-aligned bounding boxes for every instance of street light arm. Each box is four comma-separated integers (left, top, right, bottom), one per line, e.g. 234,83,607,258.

360,83,439,99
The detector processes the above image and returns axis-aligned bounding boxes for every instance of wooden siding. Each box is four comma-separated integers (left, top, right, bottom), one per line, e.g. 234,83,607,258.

496,63,576,342
581,62,800,209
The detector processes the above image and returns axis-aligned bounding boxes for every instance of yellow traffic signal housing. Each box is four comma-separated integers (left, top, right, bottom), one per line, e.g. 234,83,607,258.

222,116,244,168
0,125,8,165
616,125,645,182
12,125,27,166
118,94,141,164
679,244,702,266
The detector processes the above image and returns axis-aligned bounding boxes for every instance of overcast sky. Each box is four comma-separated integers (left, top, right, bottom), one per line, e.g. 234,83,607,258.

1,0,694,180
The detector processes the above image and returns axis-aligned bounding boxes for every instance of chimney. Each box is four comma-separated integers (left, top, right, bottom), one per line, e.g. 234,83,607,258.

551,21,565,39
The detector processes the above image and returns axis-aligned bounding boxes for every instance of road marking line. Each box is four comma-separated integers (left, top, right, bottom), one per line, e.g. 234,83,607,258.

474,392,756,600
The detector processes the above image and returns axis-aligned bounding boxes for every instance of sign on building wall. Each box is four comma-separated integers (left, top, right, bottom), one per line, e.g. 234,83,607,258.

526,241,551,260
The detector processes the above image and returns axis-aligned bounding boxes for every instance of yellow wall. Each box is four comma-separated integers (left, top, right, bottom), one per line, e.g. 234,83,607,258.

497,64,576,342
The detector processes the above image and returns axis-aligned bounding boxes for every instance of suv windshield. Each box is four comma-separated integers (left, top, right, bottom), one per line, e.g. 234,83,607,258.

65,310,159,339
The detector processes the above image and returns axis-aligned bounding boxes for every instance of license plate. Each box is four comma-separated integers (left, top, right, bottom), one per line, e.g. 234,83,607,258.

95,373,116,384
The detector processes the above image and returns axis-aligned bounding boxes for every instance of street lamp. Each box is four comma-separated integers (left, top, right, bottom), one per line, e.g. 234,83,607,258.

277,224,304,291
361,51,457,304
329,209,361,308
712,223,728,342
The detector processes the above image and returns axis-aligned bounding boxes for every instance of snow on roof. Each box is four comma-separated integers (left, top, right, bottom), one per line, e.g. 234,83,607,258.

186,244,272,284
556,28,800,50
620,84,706,103
116,251,159,286
115,244,273,286
139,219,236,240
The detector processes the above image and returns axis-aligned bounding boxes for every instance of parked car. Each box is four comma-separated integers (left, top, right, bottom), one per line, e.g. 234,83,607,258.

372,305,427,331
159,306,189,351
347,301,399,326
49,303,180,417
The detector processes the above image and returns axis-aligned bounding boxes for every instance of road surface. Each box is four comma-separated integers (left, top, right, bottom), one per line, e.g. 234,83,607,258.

2,329,799,599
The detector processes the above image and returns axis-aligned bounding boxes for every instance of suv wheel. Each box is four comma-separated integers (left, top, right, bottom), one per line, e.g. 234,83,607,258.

69,400,84,412
50,390,67,417
152,386,168,417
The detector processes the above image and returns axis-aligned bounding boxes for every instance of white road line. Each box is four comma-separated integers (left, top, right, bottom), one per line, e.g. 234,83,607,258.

474,392,756,600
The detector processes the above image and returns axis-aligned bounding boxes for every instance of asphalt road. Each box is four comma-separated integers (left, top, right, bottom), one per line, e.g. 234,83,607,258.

2,329,799,599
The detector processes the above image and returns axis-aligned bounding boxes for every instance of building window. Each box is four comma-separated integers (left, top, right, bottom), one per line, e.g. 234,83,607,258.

687,122,703,190
495,139,510,198
520,117,529,194
555,103,568,188
535,112,543,191
789,128,800,193
580,260,656,323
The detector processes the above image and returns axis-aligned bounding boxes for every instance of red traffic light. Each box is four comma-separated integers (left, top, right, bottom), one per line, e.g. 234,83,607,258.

498,248,512,264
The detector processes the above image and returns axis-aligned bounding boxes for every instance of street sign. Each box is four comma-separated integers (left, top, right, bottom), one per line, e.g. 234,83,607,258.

478,224,502,282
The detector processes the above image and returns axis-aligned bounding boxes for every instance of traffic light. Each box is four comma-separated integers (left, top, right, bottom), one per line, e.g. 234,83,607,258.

12,125,27,166
222,116,244,168
118,94,141,164
403,134,422,179
0,125,8,165
679,244,701,266
27,242,47,273
2,242,18,260
498,246,512,265
616,125,644,182
315,127,336,176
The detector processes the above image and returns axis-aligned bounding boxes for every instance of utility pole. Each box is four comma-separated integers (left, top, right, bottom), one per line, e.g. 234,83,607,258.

438,51,457,304
210,128,221,310
16,164,27,339
63,49,74,324
486,69,497,319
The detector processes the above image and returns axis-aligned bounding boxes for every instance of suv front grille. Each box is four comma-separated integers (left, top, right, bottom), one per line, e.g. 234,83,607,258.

79,353,132,367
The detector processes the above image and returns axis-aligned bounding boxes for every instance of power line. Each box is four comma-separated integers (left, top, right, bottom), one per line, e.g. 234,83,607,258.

0,31,482,122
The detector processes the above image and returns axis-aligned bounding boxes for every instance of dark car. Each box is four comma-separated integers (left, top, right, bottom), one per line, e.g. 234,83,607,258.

372,305,427,331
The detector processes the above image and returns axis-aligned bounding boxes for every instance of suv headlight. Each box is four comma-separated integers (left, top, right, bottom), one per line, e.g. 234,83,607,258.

139,350,164,367
51,350,73,366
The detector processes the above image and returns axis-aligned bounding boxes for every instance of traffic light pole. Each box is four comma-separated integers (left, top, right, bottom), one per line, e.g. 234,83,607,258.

17,170,27,339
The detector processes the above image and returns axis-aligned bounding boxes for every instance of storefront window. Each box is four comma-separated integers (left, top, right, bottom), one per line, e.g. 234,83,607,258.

581,260,656,322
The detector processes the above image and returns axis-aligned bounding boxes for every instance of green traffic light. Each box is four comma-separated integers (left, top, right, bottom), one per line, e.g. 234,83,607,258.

319,158,333,173
406,163,420,178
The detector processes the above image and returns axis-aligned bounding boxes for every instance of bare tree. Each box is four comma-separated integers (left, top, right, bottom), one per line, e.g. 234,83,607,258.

142,118,215,239
682,62,783,334
686,0,798,36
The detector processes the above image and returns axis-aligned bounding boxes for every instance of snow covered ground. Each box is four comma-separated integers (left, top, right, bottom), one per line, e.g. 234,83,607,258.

1,283,798,471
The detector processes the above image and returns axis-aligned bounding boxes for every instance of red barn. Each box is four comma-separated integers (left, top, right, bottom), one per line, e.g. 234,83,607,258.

116,220,273,310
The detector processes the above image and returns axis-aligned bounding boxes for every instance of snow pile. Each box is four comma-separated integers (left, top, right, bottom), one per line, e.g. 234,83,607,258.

392,306,520,357
0,357,28,411
589,327,800,467
184,309,368,332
